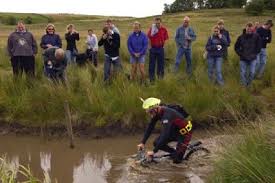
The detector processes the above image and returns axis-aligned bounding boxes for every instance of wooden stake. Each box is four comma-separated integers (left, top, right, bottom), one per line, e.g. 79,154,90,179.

64,101,75,149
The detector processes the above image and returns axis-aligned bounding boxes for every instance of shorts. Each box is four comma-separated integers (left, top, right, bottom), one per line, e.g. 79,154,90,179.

130,55,145,64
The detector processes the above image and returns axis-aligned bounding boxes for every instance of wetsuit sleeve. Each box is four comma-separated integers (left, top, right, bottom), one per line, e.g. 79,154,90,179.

141,116,158,144
153,122,173,153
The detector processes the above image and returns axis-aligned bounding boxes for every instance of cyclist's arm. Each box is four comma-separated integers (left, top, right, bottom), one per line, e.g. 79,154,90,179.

141,116,158,144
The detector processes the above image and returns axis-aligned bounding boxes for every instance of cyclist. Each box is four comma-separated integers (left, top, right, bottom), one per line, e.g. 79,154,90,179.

137,97,192,164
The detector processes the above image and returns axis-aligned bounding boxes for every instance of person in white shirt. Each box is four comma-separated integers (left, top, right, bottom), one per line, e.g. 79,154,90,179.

86,29,98,67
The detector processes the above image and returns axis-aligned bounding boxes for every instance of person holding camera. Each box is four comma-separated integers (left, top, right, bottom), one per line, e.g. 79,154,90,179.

65,24,79,64
205,25,228,86
98,26,122,81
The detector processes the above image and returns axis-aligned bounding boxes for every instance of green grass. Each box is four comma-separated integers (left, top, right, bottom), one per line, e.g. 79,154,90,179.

0,157,41,183
0,9,274,129
209,120,275,183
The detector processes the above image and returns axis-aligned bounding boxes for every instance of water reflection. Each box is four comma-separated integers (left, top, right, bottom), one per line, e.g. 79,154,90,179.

40,152,52,183
73,153,112,183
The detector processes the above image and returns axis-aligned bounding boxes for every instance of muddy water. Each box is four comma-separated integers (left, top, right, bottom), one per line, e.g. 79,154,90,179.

0,131,230,183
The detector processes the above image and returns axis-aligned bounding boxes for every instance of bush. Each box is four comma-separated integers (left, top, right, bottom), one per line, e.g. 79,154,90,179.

3,16,17,25
245,0,264,15
24,16,33,24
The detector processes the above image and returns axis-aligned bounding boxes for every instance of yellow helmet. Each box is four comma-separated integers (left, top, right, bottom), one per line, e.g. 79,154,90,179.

140,97,161,110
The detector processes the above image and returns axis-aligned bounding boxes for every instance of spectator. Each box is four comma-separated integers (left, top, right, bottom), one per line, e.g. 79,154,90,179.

253,21,261,33
127,21,148,82
106,19,120,35
147,17,169,82
256,20,273,78
65,24,79,64
174,16,196,75
98,26,122,81
43,47,67,83
217,20,230,60
7,21,37,78
235,23,261,87
86,29,98,67
205,25,228,86
40,24,62,50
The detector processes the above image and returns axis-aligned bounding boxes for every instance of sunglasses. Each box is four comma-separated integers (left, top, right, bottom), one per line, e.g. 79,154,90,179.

47,29,54,31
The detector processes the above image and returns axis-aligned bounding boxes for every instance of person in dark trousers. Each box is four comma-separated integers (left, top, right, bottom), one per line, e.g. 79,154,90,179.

43,47,67,83
137,98,192,164
86,29,98,67
205,25,228,86
98,26,122,81
217,20,231,61
65,24,79,64
40,24,62,51
174,16,196,75
7,21,38,78
235,23,262,87
256,20,273,78
147,17,169,82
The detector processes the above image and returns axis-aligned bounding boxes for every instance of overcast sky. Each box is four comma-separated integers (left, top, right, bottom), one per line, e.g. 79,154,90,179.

0,0,175,17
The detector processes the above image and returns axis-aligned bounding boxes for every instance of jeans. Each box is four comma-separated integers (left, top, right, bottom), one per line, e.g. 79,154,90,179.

256,48,267,78
174,47,192,75
207,57,224,85
240,59,257,86
149,47,164,82
65,49,77,64
104,56,122,81
86,49,98,67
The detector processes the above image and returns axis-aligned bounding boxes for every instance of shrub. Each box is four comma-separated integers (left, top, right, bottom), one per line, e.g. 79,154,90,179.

245,0,264,15
3,16,17,25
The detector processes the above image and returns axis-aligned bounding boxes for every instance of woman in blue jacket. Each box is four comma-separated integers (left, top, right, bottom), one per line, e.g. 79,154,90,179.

40,24,62,50
127,21,148,82
205,25,228,86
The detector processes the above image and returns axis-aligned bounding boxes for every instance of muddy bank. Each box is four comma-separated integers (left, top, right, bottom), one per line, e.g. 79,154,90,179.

0,118,230,139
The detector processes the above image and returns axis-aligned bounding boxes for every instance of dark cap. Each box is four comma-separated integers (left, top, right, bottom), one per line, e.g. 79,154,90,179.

265,20,273,27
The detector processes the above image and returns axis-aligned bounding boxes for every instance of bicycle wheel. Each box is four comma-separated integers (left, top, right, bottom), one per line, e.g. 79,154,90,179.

184,146,210,160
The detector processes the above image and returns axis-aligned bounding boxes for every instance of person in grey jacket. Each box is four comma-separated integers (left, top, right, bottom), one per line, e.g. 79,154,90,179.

7,21,38,77
174,16,196,75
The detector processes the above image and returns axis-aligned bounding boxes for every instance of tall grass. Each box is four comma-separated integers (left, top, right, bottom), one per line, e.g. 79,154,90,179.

0,157,41,183
209,120,275,183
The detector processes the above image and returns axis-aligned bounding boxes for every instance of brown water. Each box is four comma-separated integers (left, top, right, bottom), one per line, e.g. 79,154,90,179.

0,131,230,183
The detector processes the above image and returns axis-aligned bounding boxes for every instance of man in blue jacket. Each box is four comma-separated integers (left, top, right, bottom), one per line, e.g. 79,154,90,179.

127,21,148,82
174,16,196,76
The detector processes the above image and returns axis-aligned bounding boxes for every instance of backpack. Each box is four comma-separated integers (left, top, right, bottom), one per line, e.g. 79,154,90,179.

164,104,190,119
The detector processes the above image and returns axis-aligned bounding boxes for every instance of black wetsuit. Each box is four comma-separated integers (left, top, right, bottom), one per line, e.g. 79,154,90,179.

141,106,192,163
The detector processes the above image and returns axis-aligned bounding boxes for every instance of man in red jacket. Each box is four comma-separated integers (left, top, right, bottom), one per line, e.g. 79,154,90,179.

147,17,169,82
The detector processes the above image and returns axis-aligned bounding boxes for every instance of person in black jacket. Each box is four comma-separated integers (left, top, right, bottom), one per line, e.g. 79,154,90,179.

217,20,231,60
256,20,273,78
65,24,79,64
98,26,122,81
137,98,192,164
235,23,262,87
